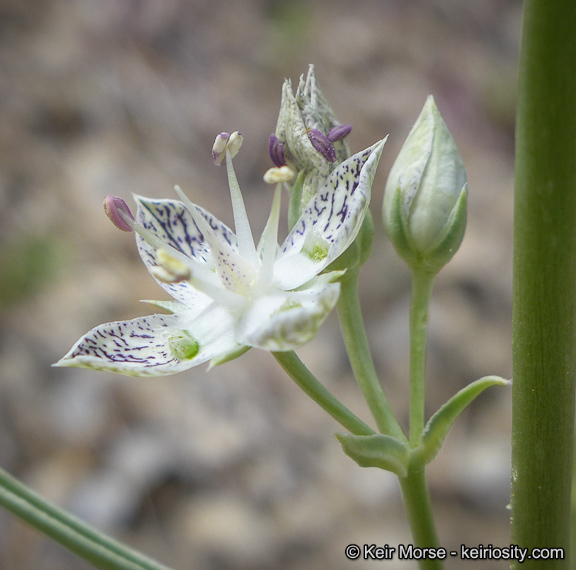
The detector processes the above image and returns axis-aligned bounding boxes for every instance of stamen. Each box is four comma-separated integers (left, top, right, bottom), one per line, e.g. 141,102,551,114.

104,196,135,232
258,183,282,289
153,248,191,283
187,273,246,308
121,199,221,288
150,266,183,284
174,185,257,295
268,134,286,167
224,147,259,266
327,124,353,142
307,128,336,162
227,131,243,157
208,130,259,265
263,166,295,184
212,132,231,166
150,243,245,308
212,131,243,165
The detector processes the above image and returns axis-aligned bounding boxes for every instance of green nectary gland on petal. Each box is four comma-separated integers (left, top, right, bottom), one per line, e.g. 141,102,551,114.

168,331,200,360
302,229,330,262
274,299,303,315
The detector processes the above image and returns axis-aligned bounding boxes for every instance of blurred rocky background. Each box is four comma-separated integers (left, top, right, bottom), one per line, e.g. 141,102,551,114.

0,0,518,568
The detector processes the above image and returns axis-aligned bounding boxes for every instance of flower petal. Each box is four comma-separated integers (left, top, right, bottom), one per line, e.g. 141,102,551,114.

274,139,386,290
238,282,340,351
134,196,237,305
172,187,258,296
54,307,237,377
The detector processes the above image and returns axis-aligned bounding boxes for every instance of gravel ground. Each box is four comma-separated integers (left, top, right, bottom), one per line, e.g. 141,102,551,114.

0,1,519,568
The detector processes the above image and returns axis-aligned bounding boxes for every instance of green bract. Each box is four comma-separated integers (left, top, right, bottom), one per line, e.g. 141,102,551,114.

383,96,468,274
417,376,510,465
336,433,410,478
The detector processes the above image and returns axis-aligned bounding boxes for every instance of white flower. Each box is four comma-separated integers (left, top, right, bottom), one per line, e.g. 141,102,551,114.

55,134,385,377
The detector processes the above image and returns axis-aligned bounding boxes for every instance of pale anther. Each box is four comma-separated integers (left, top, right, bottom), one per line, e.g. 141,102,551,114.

227,131,243,158
154,248,191,283
212,131,243,165
263,166,295,184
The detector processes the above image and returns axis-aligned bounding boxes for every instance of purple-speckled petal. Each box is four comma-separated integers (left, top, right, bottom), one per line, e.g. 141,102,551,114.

134,195,238,306
54,305,238,377
274,139,386,290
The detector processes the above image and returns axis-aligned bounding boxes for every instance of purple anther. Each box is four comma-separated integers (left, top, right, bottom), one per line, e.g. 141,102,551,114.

268,133,286,167
104,196,134,232
307,128,336,163
327,123,353,142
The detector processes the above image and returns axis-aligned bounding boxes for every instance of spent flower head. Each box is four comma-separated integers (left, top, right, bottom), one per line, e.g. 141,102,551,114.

272,65,354,217
382,96,468,274
55,132,385,376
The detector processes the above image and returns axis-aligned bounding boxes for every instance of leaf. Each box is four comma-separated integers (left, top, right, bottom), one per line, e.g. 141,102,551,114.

335,433,410,478
419,375,510,464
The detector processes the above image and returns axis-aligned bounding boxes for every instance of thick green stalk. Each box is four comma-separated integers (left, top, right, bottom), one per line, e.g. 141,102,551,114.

572,432,576,562
409,269,435,444
399,461,442,570
273,351,376,436
512,0,576,566
0,467,170,570
337,272,407,441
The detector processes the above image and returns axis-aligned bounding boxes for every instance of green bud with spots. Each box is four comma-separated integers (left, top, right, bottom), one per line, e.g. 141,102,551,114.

383,96,468,274
168,331,200,360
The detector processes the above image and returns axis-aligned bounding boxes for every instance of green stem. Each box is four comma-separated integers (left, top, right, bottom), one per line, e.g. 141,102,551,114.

409,269,435,444
572,430,576,563
337,272,407,441
399,268,441,569
399,460,443,570
511,0,576,566
0,467,170,570
273,351,375,436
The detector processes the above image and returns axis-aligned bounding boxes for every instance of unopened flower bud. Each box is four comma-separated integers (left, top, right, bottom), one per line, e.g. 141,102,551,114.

273,65,351,178
307,128,336,162
212,131,243,165
382,96,468,274
103,196,135,232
